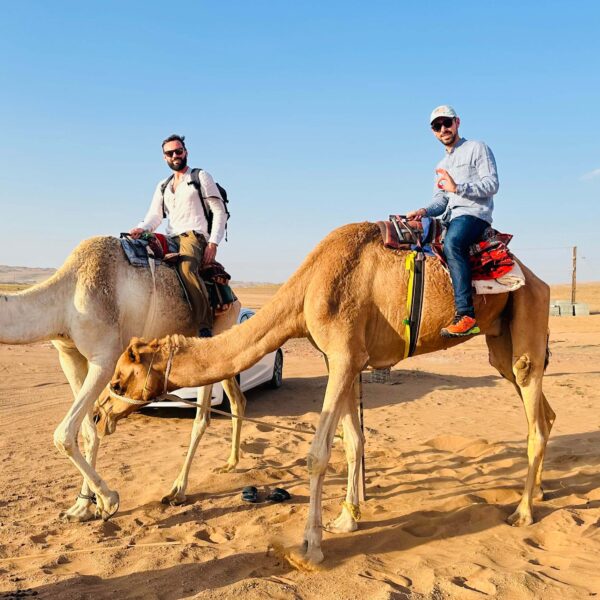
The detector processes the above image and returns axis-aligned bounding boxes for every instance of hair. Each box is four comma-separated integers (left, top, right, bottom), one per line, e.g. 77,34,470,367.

161,134,186,151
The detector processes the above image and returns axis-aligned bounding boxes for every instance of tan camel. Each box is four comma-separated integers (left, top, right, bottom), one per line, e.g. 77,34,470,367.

0,235,246,521
107,221,554,565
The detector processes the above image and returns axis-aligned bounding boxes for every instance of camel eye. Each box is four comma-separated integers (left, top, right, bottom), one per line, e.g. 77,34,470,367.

128,349,136,362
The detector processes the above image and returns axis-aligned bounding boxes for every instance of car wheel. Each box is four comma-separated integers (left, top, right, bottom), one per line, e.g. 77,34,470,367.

221,374,241,413
268,349,284,389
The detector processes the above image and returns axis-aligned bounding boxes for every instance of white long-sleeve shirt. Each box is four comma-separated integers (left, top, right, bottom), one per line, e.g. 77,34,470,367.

137,168,227,245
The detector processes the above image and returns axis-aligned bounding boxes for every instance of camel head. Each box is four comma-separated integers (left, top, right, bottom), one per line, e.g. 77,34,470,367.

94,337,171,436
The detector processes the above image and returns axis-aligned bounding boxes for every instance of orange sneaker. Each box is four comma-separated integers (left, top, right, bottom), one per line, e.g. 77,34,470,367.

440,314,480,338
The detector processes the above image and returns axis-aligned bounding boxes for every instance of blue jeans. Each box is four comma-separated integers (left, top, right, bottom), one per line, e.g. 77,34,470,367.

443,215,489,317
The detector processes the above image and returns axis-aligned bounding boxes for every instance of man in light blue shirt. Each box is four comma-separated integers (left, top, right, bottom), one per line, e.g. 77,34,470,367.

408,105,499,337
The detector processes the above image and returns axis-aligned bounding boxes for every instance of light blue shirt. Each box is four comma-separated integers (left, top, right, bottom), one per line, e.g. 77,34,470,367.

425,138,499,224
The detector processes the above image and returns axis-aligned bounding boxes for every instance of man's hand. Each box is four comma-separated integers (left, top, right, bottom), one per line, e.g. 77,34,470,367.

436,168,457,193
203,242,218,265
406,208,427,221
129,227,144,239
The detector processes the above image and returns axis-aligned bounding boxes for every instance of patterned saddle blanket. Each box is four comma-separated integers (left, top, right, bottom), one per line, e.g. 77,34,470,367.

119,233,178,267
376,216,516,281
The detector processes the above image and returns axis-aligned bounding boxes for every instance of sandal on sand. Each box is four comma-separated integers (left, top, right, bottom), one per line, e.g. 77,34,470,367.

242,486,259,503
266,488,291,503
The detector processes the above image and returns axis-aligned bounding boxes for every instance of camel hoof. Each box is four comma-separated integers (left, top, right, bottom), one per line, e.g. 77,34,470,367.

161,492,187,506
95,490,120,521
60,502,97,523
276,541,323,572
325,514,358,534
298,538,324,564
213,462,236,474
507,509,533,527
302,546,324,565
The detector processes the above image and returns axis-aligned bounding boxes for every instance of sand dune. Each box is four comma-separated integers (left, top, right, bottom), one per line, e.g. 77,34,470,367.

1,285,600,599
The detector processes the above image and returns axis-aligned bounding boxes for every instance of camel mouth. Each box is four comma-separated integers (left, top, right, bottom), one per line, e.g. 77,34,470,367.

107,384,154,410
97,415,117,438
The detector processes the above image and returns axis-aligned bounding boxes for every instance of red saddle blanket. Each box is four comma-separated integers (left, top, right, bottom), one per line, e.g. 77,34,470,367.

376,217,514,281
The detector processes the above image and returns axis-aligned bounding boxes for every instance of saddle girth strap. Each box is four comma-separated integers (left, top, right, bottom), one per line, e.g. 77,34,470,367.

403,251,426,359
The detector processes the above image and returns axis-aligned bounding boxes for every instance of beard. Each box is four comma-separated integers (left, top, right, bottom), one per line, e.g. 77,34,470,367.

168,155,188,171
440,131,458,146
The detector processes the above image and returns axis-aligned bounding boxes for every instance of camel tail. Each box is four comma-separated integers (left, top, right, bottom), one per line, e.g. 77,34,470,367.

544,330,551,371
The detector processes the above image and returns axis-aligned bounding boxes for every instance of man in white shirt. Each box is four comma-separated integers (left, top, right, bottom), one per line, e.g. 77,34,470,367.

129,134,227,337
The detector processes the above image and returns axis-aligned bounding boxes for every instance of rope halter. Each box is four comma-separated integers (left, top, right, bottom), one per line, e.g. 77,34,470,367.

107,344,177,406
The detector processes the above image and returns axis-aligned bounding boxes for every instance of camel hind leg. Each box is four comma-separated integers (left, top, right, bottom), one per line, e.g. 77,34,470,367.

490,281,552,526
486,326,555,502
161,378,246,505
216,378,246,473
162,385,213,505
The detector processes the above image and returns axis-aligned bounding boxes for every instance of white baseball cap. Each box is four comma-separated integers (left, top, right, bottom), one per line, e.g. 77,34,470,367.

430,105,457,124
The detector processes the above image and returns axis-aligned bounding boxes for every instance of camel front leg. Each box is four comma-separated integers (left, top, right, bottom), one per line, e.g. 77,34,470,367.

326,374,364,534
215,378,246,473
53,341,99,522
162,385,212,505
300,357,359,565
54,363,119,521
61,411,101,522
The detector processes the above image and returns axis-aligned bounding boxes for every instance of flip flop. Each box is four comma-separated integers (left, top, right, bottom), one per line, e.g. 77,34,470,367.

266,488,291,503
241,486,259,503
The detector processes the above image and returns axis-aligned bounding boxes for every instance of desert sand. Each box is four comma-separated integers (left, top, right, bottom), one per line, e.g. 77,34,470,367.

1,282,600,599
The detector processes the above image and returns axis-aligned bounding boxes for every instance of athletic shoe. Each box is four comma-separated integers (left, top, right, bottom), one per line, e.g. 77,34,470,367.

440,314,480,338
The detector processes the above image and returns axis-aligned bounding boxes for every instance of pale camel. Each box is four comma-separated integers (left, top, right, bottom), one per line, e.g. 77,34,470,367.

107,221,554,565
0,235,246,521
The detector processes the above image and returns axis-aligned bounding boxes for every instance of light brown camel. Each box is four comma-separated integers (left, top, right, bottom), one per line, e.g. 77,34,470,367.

107,221,554,565
0,235,246,521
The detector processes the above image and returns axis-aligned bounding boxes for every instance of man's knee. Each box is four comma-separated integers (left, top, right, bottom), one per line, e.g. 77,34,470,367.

444,235,466,259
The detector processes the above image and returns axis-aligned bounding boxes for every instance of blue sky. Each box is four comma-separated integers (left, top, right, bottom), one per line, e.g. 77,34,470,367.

1,1,598,283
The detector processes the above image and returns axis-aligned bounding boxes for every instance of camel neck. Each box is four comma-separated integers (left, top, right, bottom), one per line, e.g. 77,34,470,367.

0,274,69,343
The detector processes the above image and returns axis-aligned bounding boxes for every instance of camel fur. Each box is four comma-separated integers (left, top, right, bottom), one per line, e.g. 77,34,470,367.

0,235,247,521
108,221,555,565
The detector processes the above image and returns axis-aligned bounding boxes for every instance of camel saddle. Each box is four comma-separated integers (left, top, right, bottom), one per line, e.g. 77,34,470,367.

376,216,517,359
119,233,236,311
377,216,514,280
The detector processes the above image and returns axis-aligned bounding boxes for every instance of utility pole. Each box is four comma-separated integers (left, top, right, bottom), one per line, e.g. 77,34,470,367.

571,246,577,304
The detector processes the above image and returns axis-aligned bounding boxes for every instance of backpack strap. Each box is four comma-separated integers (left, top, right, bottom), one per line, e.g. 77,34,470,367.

160,175,175,218
188,168,211,223
162,168,228,239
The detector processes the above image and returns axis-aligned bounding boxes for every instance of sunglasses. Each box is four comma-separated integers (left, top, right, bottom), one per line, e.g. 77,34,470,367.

431,117,455,132
164,148,185,157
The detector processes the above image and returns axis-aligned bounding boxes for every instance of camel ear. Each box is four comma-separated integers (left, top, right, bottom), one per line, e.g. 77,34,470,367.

128,343,141,364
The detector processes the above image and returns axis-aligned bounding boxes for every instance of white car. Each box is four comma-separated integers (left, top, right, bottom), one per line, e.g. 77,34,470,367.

148,307,284,409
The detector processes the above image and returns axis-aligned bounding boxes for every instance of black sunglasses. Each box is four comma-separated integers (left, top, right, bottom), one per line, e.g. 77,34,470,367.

431,117,455,132
164,148,185,157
